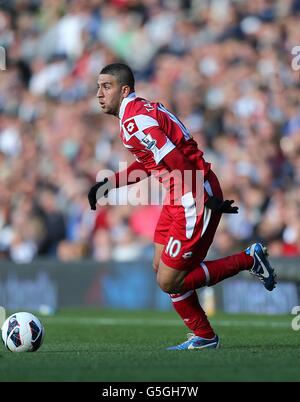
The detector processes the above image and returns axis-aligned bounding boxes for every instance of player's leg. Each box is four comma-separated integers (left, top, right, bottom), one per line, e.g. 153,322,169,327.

156,251,218,347
154,242,216,348
156,262,186,293
181,245,255,293
157,261,218,350
181,216,276,293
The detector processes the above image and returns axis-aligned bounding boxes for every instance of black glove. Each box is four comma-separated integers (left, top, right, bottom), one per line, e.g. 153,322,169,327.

205,196,239,214
88,177,109,210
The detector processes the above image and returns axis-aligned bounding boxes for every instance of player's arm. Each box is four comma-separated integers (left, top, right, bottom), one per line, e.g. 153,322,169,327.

88,160,150,210
112,159,150,188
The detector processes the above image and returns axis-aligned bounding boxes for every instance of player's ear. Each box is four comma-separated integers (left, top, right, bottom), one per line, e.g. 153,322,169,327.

121,85,131,99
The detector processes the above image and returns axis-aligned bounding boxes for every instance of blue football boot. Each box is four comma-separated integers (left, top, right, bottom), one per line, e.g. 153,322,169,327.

167,333,219,350
245,243,277,291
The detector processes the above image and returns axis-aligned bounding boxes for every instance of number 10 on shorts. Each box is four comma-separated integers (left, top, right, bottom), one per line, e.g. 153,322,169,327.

166,237,182,258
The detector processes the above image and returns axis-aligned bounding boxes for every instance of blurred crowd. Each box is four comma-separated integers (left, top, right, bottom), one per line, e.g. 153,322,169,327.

0,0,300,264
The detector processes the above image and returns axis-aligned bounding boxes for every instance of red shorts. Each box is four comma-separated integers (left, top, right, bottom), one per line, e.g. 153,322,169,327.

153,170,223,270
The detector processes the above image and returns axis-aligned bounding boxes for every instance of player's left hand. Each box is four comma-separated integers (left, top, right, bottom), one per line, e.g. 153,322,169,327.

205,196,239,214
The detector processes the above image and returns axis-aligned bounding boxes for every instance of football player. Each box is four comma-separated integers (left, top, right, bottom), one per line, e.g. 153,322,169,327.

88,63,276,350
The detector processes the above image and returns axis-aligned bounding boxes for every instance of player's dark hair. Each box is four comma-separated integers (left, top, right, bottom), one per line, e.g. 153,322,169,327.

100,63,135,91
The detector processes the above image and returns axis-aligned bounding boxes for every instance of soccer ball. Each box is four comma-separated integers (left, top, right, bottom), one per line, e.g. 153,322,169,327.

1,312,44,352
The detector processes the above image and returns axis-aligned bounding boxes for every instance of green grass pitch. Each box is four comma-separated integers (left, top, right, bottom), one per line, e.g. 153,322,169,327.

0,308,299,382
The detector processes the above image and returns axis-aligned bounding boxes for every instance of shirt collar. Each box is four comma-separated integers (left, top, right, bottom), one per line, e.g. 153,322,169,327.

119,92,136,120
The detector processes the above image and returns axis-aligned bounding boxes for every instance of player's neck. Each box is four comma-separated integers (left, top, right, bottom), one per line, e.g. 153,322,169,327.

118,91,136,120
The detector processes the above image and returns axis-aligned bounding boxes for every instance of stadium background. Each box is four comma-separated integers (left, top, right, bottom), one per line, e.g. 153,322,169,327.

0,0,300,315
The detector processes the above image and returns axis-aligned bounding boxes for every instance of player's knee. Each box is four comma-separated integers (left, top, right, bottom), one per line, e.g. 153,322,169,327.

157,275,180,293
157,279,175,293
156,262,186,293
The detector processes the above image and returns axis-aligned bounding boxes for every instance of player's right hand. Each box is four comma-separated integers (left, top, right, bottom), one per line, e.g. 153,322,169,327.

88,177,109,210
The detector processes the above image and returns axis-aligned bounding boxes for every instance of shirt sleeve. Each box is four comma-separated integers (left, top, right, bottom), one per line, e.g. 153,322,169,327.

111,160,150,188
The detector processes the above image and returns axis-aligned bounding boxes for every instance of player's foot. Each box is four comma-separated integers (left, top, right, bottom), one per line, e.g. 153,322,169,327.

245,243,277,291
166,333,219,350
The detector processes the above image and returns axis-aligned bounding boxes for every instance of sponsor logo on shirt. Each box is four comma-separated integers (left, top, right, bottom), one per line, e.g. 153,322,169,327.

142,136,157,150
124,118,139,134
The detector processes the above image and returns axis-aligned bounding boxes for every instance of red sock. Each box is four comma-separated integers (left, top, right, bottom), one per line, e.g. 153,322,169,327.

170,290,215,339
184,251,254,291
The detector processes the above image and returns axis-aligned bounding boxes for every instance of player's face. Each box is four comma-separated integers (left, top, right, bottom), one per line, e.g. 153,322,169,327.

97,74,126,117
